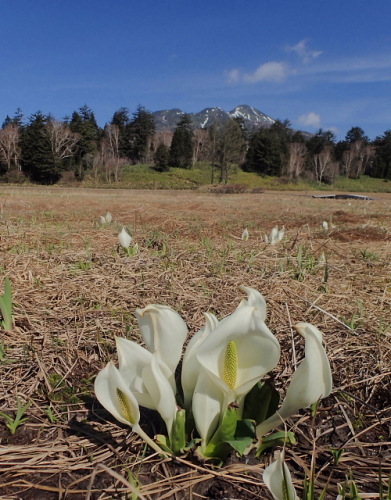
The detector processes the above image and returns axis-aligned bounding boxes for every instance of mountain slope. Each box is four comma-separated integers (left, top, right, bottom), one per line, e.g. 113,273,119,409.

152,105,275,132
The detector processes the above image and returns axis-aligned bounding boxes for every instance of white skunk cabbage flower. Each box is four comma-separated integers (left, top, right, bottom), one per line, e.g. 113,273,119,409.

192,369,225,446
94,361,166,455
99,215,106,225
105,212,113,224
268,226,285,245
276,226,285,243
242,228,249,241
135,304,188,378
237,285,267,322
181,313,219,409
263,450,299,500
116,337,174,408
264,234,269,243
269,226,279,244
196,305,280,407
118,227,132,248
256,322,332,440
142,352,178,438
322,221,329,231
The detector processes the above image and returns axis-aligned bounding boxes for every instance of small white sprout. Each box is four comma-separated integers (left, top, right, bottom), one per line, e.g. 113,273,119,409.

118,228,132,249
242,228,249,241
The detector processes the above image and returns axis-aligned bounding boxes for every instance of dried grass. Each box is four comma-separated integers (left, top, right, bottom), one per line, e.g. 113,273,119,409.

0,187,390,499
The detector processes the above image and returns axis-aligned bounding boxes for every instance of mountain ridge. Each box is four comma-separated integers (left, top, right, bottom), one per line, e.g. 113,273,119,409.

152,104,276,132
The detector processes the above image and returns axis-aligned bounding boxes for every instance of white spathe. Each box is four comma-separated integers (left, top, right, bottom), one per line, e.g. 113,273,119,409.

192,369,225,446
181,312,219,409
269,225,285,245
116,337,175,408
242,228,249,241
135,304,188,376
256,322,332,439
237,285,267,322
196,305,280,404
118,227,132,248
263,450,298,500
269,226,279,244
95,361,140,426
142,352,178,438
94,361,166,455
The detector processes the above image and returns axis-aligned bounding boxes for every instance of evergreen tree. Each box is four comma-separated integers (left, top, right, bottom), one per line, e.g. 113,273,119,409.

306,128,336,156
2,108,24,129
218,119,246,183
345,126,369,144
169,114,194,168
232,115,250,141
372,130,391,179
69,105,101,175
128,105,156,163
153,143,170,172
243,126,289,176
111,107,132,158
21,112,59,184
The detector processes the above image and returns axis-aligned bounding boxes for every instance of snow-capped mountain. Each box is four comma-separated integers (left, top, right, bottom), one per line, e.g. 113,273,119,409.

152,105,276,132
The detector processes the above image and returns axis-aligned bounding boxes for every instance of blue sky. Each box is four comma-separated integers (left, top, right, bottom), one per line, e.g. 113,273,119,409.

1,0,391,140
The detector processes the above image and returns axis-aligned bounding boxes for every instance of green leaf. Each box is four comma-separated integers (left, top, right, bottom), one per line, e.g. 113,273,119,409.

201,414,256,463
202,407,238,460
155,434,173,454
243,379,280,425
224,419,256,455
0,277,13,331
256,431,297,455
170,409,187,455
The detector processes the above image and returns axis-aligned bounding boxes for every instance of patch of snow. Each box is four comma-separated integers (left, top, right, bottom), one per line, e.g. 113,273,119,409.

200,117,209,128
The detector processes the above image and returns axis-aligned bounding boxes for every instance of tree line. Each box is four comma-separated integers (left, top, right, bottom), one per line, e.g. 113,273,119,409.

0,104,390,185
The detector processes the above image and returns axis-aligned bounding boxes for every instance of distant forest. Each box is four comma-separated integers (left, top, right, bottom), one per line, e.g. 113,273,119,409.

0,104,390,185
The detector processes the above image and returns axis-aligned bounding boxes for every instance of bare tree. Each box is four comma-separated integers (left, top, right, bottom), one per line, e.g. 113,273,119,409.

312,146,335,185
342,141,376,179
284,142,307,179
342,147,356,177
151,131,173,149
0,124,21,171
192,128,210,165
46,120,80,166
104,124,121,181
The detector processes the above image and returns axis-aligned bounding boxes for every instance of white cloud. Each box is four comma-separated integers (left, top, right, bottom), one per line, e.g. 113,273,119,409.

225,68,240,84
287,39,322,64
243,61,289,83
297,112,321,128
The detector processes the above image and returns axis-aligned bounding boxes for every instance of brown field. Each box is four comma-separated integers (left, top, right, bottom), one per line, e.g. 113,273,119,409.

0,187,391,500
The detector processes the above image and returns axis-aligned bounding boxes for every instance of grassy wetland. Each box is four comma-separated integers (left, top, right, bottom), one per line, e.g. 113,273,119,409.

0,186,390,499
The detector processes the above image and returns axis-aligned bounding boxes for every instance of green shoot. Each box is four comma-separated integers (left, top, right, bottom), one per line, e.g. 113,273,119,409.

0,277,13,331
0,398,32,434
330,446,345,465
44,406,59,423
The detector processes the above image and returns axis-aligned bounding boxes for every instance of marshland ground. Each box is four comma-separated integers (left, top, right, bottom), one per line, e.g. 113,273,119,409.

0,186,390,499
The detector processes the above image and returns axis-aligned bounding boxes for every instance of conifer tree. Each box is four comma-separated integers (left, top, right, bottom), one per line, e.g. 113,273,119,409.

111,107,132,158
169,114,194,168
154,143,170,172
128,105,156,163
69,105,101,175
21,112,58,184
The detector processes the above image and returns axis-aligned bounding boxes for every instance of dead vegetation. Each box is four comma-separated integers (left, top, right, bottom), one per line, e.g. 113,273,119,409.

0,187,390,499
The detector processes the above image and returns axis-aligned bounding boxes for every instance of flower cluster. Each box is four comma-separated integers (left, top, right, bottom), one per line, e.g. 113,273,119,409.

94,286,332,461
